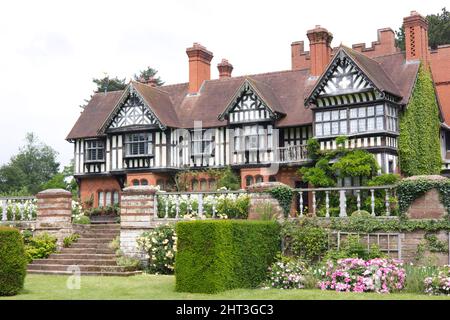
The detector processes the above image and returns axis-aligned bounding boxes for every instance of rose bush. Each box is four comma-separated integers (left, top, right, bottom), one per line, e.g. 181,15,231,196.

136,224,177,274
265,258,309,289
319,258,406,293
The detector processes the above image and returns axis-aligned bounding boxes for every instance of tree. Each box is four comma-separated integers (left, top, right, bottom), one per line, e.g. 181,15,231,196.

93,74,127,93
0,133,60,195
395,8,450,50
134,67,164,86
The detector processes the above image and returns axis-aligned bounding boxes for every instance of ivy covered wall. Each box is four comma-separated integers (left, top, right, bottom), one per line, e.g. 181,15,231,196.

398,64,442,176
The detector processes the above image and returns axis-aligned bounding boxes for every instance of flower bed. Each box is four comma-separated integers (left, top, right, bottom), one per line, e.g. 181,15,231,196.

266,258,308,289
319,258,406,293
424,266,450,295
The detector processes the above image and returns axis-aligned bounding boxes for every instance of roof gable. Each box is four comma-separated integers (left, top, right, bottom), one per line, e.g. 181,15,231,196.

218,77,285,122
99,83,167,133
305,46,402,105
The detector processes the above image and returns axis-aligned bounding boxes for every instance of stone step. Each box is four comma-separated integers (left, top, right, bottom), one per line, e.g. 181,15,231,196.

28,264,127,272
60,248,115,254
77,238,115,244
73,224,120,230
31,258,117,266
49,253,116,260
69,243,112,249
27,270,141,277
73,231,119,238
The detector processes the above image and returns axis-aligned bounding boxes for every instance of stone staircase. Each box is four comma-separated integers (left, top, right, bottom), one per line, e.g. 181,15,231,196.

27,224,141,276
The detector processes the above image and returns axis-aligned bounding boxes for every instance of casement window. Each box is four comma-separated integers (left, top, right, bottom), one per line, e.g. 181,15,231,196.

125,132,153,157
105,192,112,206
315,104,394,137
191,129,214,156
85,140,105,162
113,191,119,205
98,191,104,207
446,131,450,152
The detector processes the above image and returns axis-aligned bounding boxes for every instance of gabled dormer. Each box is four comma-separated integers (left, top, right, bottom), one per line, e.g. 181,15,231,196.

99,81,167,133
305,46,403,108
218,77,285,124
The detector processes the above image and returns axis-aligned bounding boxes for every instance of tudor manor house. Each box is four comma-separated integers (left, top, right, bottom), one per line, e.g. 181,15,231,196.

67,11,450,208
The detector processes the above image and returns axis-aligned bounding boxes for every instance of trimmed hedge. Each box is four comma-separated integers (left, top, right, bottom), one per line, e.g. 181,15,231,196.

0,227,27,296
175,220,280,293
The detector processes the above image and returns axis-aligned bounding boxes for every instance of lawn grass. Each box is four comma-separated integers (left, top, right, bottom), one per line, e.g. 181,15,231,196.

1,274,449,300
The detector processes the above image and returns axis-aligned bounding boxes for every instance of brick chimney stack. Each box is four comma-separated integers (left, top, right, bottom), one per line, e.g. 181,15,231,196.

186,43,213,93
307,25,333,77
217,59,233,79
403,11,429,65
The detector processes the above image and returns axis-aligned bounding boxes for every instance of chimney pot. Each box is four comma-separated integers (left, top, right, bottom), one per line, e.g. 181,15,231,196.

217,59,233,79
186,43,213,93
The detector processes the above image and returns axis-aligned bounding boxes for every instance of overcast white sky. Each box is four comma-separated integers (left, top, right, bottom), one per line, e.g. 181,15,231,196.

0,0,447,169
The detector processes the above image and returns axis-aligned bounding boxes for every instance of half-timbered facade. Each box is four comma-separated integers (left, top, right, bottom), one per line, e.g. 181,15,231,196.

66,11,450,207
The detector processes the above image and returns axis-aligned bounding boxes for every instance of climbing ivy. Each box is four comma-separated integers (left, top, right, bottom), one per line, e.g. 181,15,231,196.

397,178,450,215
270,186,294,218
398,63,442,176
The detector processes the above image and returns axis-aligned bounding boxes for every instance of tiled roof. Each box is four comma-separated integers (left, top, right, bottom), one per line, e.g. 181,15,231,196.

66,48,420,140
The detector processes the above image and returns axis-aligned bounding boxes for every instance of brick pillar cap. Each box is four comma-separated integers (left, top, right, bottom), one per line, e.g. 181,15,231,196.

122,185,158,196
403,175,449,182
37,188,72,199
246,182,290,192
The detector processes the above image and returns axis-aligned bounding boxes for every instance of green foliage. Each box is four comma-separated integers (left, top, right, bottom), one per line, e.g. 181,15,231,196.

329,216,450,233
423,233,449,253
73,215,91,225
116,256,142,271
366,174,400,186
332,150,379,178
399,64,442,176
298,137,379,187
324,235,386,263
289,225,329,263
109,236,120,253
0,133,59,195
133,66,164,86
404,264,439,294
216,166,241,191
254,202,277,221
63,234,80,248
93,74,127,93
137,224,177,274
175,220,280,293
270,186,294,217
0,227,27,296
23,232,57,263
397,178,450,215
351,210,371,217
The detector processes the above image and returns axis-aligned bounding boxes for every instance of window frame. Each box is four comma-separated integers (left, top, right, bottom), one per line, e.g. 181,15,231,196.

124,132,153,158
85,139,105,162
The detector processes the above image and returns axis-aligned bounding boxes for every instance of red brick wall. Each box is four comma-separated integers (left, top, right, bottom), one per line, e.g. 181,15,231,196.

79,177,121,207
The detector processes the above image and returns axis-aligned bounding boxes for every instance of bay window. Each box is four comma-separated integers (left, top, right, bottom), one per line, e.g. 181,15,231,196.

234,125,273,152
191,129,214,156
315,103,397,137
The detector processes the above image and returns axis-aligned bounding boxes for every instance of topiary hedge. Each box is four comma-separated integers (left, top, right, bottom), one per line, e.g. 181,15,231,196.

0,227,27,296
175,220,280,293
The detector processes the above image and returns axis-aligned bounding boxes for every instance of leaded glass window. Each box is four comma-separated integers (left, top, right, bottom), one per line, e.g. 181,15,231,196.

125,132,153,156
85,140,104,161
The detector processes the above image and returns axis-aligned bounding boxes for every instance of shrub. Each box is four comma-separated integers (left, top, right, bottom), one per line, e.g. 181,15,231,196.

63,234,80,248
326,234,386,262
351,210,371,217
265,256,308,289
73,215,91,224
137,224,177,274
270,186,294,217
175,220,280,293
319,258,406,293
254,202,278,221
24,233,57,263
404,264,439,294
116,256,141,271
109,236,120,253
0,227,27,296
290,225,329,263
424,266,450,295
